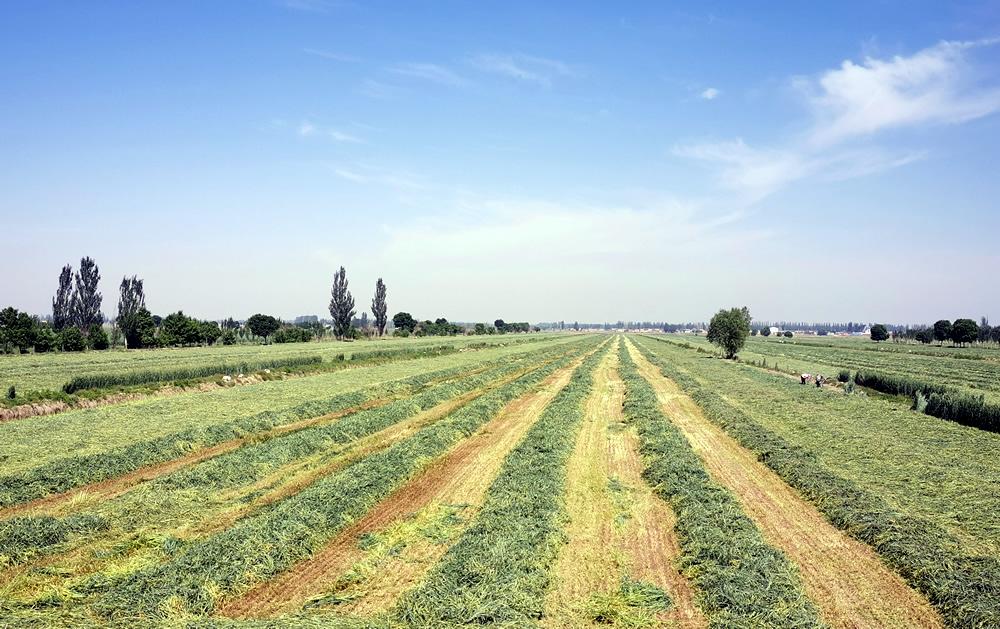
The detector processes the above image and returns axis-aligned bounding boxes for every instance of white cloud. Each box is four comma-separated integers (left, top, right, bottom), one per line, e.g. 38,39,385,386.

804,38,1000,146
700,87,721,100
470,53,579,86
302,48,360,62
389,62,466,86
676,39,1000,201
357,79,399,99
296,121,363,143
279,0,349,13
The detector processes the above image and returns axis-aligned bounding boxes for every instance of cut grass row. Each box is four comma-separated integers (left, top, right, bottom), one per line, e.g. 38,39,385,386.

92,338,601,620
0,350,568,573
0,341,584,510
617,340,821,628
394,340,607,627
61,355,323,393
632,336,1000,628
0,333,558,395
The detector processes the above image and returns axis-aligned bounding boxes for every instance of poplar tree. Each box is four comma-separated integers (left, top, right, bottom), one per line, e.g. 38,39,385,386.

51,264,74,331
372,277,388,337
116,276,147,348
71,256,103,332
329,266,356,340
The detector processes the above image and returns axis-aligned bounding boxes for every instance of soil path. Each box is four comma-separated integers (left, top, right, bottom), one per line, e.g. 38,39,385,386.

626,339,943,629
218,358,584,619
543,348,704,628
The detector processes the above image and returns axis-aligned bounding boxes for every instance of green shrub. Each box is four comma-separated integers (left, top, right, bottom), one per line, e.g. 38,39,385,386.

5,385,14,400
59,327,86,352
837,369,851,383
88,326,110,350
61,355,322,393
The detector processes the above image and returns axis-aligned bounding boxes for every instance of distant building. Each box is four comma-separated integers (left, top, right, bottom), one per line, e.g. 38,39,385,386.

294,315,319,325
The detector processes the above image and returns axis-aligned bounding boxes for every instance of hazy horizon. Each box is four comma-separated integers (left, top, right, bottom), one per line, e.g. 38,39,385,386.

3,2,999,324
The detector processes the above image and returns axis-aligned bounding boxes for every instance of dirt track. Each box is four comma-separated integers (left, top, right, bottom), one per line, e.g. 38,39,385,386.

626,339,943,629
543,347,704,628
218,358,583,619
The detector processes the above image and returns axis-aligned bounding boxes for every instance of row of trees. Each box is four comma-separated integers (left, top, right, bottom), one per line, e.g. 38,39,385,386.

328,267,388,340
897,318,1000,346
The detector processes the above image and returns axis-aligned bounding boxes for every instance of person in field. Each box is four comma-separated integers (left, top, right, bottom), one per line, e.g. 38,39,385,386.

801,373,810,385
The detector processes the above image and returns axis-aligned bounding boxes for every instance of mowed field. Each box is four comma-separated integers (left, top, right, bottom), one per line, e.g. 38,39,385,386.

1,334,998,628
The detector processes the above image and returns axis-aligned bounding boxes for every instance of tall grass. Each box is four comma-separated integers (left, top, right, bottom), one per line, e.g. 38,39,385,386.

62,355,323,393
92,340,598,619
395,342,606,626
633,337,1000,628
854,370,1000,432
618,342,821,628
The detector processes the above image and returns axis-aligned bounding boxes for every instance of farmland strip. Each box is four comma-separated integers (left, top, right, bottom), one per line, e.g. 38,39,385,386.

617,339,822,628
219,352,588,618
543,346,703,628
393,342,607,627
633,335,999,628
0,341,581,513
92,339,599,620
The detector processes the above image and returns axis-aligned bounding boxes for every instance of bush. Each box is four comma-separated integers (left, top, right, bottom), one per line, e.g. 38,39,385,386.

59,327,86,352
221,330,236,345
6,385,14,400
33,326,58,353
62,355,322,393
837,369,851,383
88,326,110,350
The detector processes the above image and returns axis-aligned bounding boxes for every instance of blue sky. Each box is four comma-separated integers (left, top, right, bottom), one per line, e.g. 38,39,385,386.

2,1,999,324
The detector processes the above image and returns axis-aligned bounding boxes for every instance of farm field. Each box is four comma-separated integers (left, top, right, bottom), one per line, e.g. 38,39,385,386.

663,333,1000,401
0,332,556,395
1,333,997,628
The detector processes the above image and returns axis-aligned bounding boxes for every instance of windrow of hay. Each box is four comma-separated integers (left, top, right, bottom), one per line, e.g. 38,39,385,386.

61,355,323,393
633,336,1000,628
91,338,600,620
0,340,585,511
393,341,608,627
616,340,822,628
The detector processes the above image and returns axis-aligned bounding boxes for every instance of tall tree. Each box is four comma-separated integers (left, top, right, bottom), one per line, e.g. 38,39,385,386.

951,318,979,346
329,266,356,340
246,313,280,342
372,277,388,337
116,276,147,349
870,324,889,342
71,256,103,332
392,311,416,333
707,306,752,359
52,264,74,331
932,319,952,344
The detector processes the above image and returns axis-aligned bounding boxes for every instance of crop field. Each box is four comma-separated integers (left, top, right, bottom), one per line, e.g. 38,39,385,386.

1,333,997,628
0,333,553,396
665,333,1000,402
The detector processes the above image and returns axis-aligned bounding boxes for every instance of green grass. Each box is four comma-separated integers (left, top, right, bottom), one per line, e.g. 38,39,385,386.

660,333,1000,402
394,341,606,627
632,335,1000,627
0,336,579,479
61,355,323,393
91,338,599,620
0,333,558,394
618,340,821,629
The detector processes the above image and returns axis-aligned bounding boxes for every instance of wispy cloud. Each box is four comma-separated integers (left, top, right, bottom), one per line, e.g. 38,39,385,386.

357,79,400,100
389,62,467,87
297,121,363,143
331,164,428,189
676,39,1000,201
802,38,1000,146
302,48,360,63
700,87,721,100
279,0,349,13
470,53,579,86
